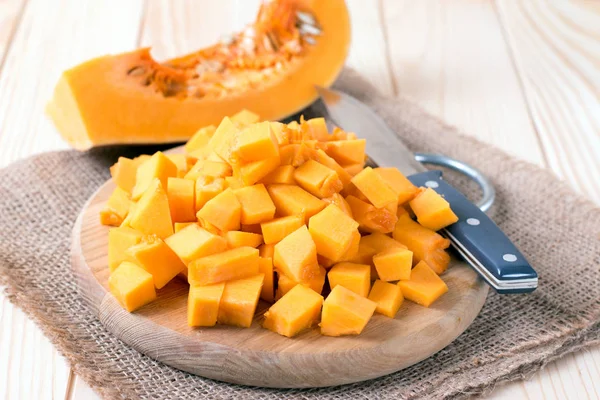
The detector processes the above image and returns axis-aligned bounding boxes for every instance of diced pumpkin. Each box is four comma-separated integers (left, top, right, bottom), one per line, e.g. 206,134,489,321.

131,152,178,200
346,238,377,266
198,219,223,236
327,262,371,297
308,204,359,262
398,261,448,307
234,156,281,186
409,187,459,231
217,273,264,328
208,116,239,163
323,139,366,165
167,177,196,223
188,246,259,286
267,184,326,223
345,195,397,234
165,224,227,265
373,247,413,281
167,154,189,177
230,109,260,126
225,175,245,189
234,121,279,162
108,226,143,272
109,261,156,312
360,233,406,253
184,125,216,153
338,230,361,262
320,285,377,336
185,160,232,181
293,159,343,199
225,231,264,248
275,266,326,300
259,165,296,185
196,188,241,232
233,184,276,225
273,226,319,283
258,257,275,303
322,193,353,218
263,284,324,337
241,223,262,234
350,167,397,208
393,211,451,274
188,283,225,327
127,235,186,289
269,121,289,145
343,163,364,177
259,243,275,259
128,178,173,239
309,149,352,190
100,187,133,226
260,214,304,245
174,222,197,233
195,176,226,211
368,280,404,318
304,117,329,141
374,167,418,205
110,157,139,194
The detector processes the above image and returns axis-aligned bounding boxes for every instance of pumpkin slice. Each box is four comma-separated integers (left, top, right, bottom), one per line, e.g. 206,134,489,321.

47,0,351,149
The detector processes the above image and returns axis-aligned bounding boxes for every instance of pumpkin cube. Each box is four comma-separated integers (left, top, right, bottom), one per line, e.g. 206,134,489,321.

345,195,397,233
323,193,353,218
339,230,361,262
360,232,406,253
373,247,413,281
324,139,366,165
374,167,418,205
185,160,232,181
195,176,226,211
304,117,329,141
350,167,397,209
187,283,225,327
409,187,458,231
231,109,260,126
188,246,259,286
234,121,279,162
225,231,263,248
167,177,196,223
320,285,377,336
174,222,197,233
275,266,326,300
127,235,186,289
267,184,326,223
196,188,241,232
346,238,377,265
260,214,304,245
269,121,289,145
293,160,343,198
100,187,133,226
344,163,364,177
393,211,451,274
108,226,143,272
185,125,216,153
398,261,448,307
233,184,276,225
129,178,173,239
109,261,156,312
327,262,371,297
234,156,281,186
273,226,319,283
259,165,296,185
131,151,178,200
264,284,324,337
279,144,311,167
165,224,227,265
259,243,275,259
310,149,352,190
208,117,239,163
217,273,264,328
167,154,189,177
308,204,359,262
225,176,245,189
258,257,275,303
110,157,138,194
368,280,404,318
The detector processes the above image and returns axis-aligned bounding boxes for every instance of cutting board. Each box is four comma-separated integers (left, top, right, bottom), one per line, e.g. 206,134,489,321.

71,148,489,388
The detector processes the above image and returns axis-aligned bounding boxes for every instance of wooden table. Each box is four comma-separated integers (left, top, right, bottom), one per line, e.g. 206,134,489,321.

0,0,598,398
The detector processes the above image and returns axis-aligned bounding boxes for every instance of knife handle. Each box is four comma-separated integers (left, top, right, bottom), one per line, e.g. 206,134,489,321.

407,170,538,294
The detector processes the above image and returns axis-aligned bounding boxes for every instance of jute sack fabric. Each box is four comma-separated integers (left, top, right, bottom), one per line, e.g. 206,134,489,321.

0,70,598,399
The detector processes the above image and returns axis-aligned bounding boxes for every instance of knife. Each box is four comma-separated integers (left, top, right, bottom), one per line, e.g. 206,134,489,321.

315,86,538,294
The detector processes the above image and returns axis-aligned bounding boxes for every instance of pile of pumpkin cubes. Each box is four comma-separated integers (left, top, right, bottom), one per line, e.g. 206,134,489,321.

102,110,458,337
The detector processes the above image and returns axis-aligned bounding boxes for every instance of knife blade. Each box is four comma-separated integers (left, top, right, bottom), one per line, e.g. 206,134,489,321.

315,86,538,294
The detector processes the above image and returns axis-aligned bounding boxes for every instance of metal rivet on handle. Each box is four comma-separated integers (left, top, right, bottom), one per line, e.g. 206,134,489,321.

503,254,517,262
466,218,480,226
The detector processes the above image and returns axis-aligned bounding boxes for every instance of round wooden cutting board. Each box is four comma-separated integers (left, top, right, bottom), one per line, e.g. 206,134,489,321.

71,160,489,388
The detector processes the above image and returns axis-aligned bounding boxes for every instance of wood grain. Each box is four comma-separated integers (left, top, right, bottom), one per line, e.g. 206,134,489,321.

71,157,488,388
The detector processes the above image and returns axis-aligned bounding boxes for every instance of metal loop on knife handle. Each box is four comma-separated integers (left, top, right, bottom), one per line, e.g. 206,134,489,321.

414,153,495,213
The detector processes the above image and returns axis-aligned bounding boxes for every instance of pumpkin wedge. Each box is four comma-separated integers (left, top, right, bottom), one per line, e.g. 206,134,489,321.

47,0,351,149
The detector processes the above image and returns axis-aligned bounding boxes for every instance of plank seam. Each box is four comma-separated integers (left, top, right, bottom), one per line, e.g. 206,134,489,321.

0,0,30,78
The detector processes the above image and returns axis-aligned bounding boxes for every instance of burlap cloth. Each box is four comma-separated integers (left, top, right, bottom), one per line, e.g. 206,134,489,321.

0,70,598,399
